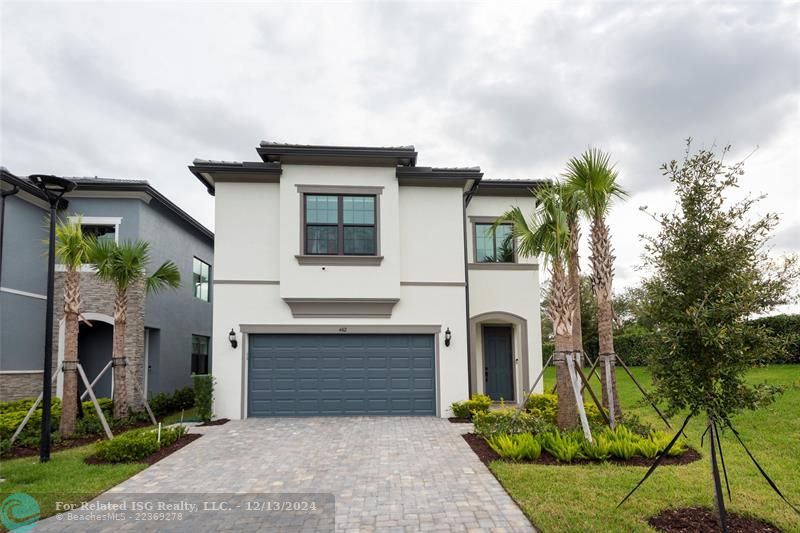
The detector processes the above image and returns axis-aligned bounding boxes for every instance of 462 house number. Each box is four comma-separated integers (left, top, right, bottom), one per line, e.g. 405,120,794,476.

338,327,348,333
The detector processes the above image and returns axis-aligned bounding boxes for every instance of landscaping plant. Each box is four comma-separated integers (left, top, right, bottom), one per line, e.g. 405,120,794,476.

564,149,628,421
53,218,92,437
90,239,181,418
621,141,800,527
450,394,492,419
472,409,553,439
487,433,542,461
541,431,584,463
192,374,215,424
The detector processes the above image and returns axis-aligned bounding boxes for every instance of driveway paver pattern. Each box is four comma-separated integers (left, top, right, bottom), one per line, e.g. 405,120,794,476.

36,417,535,532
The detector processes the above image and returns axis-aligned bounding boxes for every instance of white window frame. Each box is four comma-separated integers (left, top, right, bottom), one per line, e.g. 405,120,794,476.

68,216,122,244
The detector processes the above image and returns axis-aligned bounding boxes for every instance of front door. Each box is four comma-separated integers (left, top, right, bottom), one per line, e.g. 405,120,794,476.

483,326,514,401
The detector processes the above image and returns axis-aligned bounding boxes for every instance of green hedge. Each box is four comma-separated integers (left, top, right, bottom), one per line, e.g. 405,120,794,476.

93,425,188,463
450,394,492,419
148,386,195,418
192,375,215,423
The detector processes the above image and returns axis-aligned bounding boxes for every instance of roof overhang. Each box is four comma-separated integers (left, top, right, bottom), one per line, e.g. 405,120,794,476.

188,161,283,196
396,167,483,189
257,142,417,167
473,179,548,197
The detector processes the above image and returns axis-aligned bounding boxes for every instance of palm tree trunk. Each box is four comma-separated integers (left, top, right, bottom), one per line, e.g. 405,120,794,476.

550,261,577,430
111,289,129,419
568,216,583,365
59,271,80,437
590,216,622,418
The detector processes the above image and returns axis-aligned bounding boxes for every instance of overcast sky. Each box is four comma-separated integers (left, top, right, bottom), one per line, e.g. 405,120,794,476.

2,1,798,307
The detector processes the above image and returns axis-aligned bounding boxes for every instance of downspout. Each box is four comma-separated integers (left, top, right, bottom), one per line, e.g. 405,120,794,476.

462,178,480,396
0,179,20,286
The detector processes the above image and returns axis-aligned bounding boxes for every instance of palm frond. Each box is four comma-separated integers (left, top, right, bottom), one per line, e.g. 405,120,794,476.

54,217,91,271
146,260,181,294
563,148,628,219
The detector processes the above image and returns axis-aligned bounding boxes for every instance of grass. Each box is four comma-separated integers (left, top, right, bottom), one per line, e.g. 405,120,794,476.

160,406,199,425
0,443,147,529
491,364,800,532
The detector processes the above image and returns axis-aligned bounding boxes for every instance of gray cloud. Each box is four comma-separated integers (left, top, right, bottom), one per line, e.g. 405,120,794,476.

1,1,798,295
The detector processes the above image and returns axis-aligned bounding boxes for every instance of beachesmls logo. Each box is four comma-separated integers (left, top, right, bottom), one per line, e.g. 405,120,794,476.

0,492,40,532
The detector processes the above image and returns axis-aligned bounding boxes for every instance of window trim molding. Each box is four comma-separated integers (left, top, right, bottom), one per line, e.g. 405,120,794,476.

297,185,382,261
192,256,212,302
470,216,517,264
68,215,121,244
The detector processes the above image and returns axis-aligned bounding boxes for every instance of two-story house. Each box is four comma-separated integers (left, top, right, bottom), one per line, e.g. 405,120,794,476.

190,142,544,418
0,170,214,402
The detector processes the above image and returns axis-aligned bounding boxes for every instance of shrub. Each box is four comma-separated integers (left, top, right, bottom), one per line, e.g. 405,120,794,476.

158,425,187,447
581,435,612,461
450,394,492,419
602,426,642,460
192,374,215,424
94,429,159,463
636,438,660,459
524,393,606,426
649,430,689,457
486,433,541,461
173,387,195,410
614,329,659,366
148,387,195,418
473,408,554,439
541,431,584,463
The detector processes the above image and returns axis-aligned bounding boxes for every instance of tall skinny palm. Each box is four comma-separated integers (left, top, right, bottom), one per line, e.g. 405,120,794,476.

495,183,578,429
564,148,628,420
54,218,91,437
90,240,181,419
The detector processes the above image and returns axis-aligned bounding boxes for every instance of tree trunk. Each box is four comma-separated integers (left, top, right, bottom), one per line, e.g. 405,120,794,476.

59,271,81,437
568,216,583,369
709,419,729,532
111,289,129,419
590,216,622,418
549,261,577,430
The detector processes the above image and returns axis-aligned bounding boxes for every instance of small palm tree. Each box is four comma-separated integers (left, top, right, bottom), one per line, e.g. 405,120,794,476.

564,148,628,420
90,239,181,419
54,218,91,437
495,183,579,429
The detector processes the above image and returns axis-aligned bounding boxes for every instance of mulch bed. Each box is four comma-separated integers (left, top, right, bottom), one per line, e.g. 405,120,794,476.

85,434,202,466
648,507,780,532
2,420,154,459
198,418,230,427
462,433,701,467
448,417,472,424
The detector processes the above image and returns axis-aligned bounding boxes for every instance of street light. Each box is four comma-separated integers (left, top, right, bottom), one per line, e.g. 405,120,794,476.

30,174,76,463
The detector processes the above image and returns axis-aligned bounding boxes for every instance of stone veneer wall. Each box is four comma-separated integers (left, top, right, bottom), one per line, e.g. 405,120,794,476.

0,373,45,401
52,271,146,409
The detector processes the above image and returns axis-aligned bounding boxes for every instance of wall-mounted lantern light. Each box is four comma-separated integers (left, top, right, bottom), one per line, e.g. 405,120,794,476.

228,329,238,349
444,328,452,347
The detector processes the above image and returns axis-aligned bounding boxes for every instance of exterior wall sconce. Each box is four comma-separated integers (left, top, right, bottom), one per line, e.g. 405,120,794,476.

228,329,238,349
444,328,452,347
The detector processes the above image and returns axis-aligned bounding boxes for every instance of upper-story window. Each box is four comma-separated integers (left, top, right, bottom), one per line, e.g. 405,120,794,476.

304,194,377,256
475,223,515,263
82,224,116,243
193,257,211,301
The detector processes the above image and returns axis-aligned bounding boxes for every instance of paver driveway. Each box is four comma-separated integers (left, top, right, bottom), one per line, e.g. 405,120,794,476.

38,417,535,532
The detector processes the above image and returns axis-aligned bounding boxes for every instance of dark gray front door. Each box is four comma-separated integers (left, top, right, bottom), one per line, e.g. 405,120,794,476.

483,326,514,401
248,334,436,416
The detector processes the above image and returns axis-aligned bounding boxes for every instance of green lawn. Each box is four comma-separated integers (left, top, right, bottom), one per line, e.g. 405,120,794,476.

160,406,199,425
0,443,146,529
491,365,800,532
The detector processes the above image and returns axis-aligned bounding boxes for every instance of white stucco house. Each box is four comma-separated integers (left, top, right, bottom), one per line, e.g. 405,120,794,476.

190,142,545,419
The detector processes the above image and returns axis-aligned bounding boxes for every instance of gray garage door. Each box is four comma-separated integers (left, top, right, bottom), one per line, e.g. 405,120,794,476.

248,334,436,416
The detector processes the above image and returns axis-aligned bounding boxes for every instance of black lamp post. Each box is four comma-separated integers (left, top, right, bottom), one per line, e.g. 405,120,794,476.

30,174,76,463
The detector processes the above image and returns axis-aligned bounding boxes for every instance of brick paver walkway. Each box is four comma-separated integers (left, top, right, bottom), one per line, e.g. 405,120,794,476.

35,417,535,532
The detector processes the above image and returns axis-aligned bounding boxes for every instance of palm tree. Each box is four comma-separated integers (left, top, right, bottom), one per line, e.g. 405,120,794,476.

495,183,578,429
54,218,91,437
90,240,181,419
564,148,628,421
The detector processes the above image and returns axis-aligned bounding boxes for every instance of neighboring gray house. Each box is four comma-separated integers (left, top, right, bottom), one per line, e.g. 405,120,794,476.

0,169,214,402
